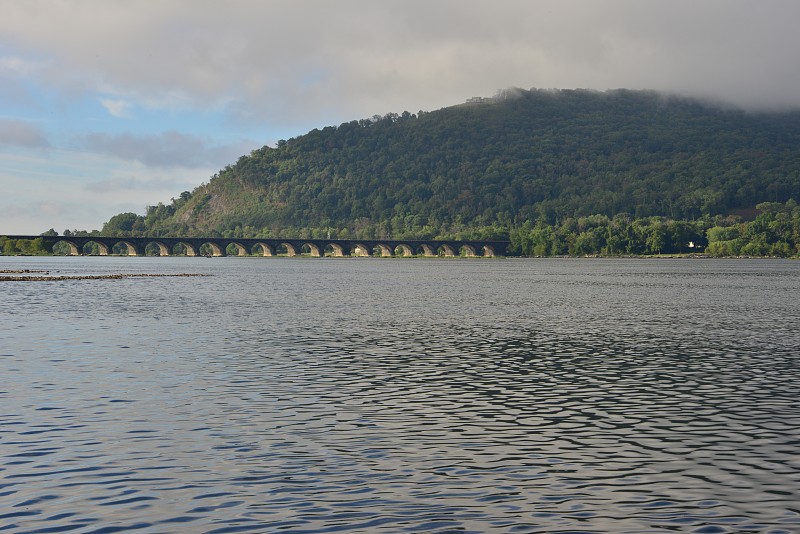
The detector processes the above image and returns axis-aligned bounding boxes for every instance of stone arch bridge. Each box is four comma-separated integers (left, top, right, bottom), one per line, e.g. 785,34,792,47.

3,235,509,258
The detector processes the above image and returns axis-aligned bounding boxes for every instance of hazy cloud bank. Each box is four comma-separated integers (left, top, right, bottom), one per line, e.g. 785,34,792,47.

81,131,259,170
0,118,50,149
2,0,799,127
83,175,198,195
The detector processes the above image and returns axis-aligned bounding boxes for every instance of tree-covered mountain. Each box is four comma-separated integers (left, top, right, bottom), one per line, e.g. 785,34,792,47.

105,88,800,240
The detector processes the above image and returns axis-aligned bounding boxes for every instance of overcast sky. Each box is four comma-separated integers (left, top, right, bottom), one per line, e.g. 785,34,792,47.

2,0,799,234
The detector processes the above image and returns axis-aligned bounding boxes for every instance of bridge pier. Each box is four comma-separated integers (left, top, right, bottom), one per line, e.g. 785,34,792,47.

122,242,144,256
328,243,346,257
230,243,247,256
65,241,80,256
306,243,323,257
255,243,274,256
155,242,170,256
352,244,371,256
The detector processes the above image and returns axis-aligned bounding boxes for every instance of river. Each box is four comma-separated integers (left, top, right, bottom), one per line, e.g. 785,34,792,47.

1,256,799,533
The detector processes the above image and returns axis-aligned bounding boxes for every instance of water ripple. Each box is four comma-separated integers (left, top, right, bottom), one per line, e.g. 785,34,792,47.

1,257,799,532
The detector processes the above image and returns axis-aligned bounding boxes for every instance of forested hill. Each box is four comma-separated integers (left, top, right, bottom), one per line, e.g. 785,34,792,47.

106,88,800,239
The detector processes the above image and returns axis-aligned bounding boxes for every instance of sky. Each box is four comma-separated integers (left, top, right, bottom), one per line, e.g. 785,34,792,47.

2,0,800,234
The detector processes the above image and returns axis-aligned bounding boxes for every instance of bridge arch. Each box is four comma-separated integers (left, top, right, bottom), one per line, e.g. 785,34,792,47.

146,241,170,256
3,234,509,259
59,239,83,256
94,241,112,255
198,242,224,257
395,244,414,257
109,240,141,256
54,239,119,255
277,242,297,256
324,243,346,257
60,239,80,256
375,244,393,257
460,244,477,257
176,241,196,256
420,244,437,257
252,242,274,256
439,244,457,257
227,242,248,256
300,242,323,257
352,243,372,256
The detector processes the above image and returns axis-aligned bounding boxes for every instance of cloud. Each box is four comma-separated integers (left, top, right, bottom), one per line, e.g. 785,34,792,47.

0,54,39,75
83,175,196,194
80,131,258,169
0,118,50,148
0,149,216,234
101,98,132,118
1,200,65,220
0,197,113,234
1,0,799,130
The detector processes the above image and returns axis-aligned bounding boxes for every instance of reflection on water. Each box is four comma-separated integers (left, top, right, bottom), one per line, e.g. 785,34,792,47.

1,257,799,533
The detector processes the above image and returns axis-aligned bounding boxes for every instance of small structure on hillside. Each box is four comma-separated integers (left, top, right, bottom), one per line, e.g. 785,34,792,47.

465,96,492,104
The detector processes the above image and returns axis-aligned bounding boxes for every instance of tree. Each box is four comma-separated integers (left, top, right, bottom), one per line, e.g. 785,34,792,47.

102,212,145,235
645,223,666,255
571,228,605,256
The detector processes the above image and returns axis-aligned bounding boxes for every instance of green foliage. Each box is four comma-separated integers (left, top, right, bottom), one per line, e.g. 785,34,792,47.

507,201,800,257
102,212,145,235
0,237,48,255
504,202,796,257
704,201,800,257
98,88,800,244
510,215,706,256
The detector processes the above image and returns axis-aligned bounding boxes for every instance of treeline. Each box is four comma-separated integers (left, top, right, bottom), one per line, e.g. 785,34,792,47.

4,201,798,257
509,201,800,257
105,88,800,239
0,237,48,255
1,229,102,256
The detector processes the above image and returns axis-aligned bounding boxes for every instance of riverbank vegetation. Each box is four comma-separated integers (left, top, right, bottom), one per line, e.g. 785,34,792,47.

509,201,800,257
0,237,48,256
4,201,799,257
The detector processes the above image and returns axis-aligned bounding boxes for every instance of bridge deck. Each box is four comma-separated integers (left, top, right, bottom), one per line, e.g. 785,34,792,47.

2,235,510,257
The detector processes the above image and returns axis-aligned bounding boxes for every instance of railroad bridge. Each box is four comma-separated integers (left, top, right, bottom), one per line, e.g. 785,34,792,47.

2,235,509,257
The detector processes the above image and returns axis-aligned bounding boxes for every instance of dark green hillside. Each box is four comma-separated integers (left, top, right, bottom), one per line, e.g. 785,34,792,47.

108,88,800,240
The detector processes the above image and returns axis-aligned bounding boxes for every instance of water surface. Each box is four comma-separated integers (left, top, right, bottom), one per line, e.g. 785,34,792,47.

1,257,799,533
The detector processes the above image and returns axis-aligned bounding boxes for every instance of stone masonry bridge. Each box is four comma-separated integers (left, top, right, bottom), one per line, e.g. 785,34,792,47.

2,235,509,257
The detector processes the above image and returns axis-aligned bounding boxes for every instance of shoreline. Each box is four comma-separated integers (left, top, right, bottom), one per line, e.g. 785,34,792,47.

2,253,797,260
0,272,210,282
